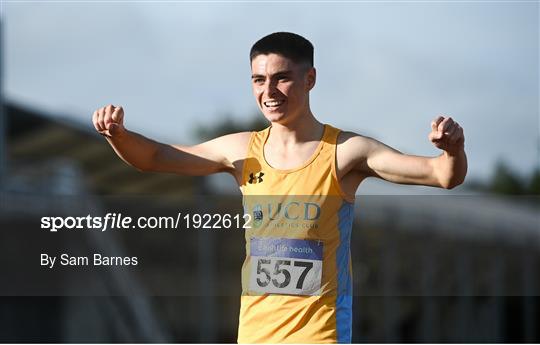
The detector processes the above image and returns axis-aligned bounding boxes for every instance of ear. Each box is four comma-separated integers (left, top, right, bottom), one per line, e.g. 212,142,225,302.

305,67,316,91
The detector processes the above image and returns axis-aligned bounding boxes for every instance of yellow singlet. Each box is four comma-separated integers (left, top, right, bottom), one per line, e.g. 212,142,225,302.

238,124,354,343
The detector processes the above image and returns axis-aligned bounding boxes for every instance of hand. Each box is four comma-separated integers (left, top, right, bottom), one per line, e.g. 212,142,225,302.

92,104,125,138
428,115,464,154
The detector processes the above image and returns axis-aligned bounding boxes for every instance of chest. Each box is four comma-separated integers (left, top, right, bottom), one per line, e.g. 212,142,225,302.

263,141,320,170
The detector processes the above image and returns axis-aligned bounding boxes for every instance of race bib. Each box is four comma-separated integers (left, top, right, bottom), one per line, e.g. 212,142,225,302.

249,238,323,296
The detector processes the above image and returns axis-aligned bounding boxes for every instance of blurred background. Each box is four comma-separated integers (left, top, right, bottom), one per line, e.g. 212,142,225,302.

0,0,538,343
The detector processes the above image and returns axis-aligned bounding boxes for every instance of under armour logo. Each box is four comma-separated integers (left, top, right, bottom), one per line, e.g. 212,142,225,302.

249,172,264,184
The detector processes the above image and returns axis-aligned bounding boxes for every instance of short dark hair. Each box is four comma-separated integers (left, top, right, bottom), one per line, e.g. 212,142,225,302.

250,32,314,67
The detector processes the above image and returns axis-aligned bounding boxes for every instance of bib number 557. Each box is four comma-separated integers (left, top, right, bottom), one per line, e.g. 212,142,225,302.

254,258,318,294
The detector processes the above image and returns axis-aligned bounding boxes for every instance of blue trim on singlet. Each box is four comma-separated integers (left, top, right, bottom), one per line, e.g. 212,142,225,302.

336,201,354,343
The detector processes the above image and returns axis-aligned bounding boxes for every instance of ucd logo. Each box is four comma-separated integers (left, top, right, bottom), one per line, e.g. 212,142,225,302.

249,201,321,222
249,172,264,184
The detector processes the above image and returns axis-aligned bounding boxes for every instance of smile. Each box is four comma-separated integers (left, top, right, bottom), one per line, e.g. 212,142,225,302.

264,100,285,107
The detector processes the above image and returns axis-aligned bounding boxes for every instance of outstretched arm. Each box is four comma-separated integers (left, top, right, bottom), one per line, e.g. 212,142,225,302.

92,104,249,177
342,115,467,189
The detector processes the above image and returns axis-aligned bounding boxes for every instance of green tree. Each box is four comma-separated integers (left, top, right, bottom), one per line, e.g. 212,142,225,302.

528,168,540,195
489,160,525,195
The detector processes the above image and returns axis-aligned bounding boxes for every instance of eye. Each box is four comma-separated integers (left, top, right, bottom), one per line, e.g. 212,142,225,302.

253,78,264,84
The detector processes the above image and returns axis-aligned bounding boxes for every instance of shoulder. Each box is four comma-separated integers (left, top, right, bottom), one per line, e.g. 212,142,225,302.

228,131,253,152
335,130,379,175
209,131,253,159
336,130,376,155
217,131,256,183
188,131,253,164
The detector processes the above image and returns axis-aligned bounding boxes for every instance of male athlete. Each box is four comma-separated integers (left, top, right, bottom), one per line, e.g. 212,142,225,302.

92,32,467,343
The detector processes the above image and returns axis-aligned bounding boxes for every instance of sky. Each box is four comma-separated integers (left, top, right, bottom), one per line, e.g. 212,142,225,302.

2,0,539,183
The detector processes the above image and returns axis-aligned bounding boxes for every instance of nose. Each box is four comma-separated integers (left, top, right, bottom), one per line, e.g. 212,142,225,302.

261,79,278,98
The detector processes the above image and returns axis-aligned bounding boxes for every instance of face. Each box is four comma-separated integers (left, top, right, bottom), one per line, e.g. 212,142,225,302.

251,53,316,124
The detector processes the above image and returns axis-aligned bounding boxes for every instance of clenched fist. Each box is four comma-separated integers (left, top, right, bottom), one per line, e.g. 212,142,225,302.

92,104,125,138
428,115,464,154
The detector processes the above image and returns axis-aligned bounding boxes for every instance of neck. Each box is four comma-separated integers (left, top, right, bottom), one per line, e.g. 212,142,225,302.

268,110,323,146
